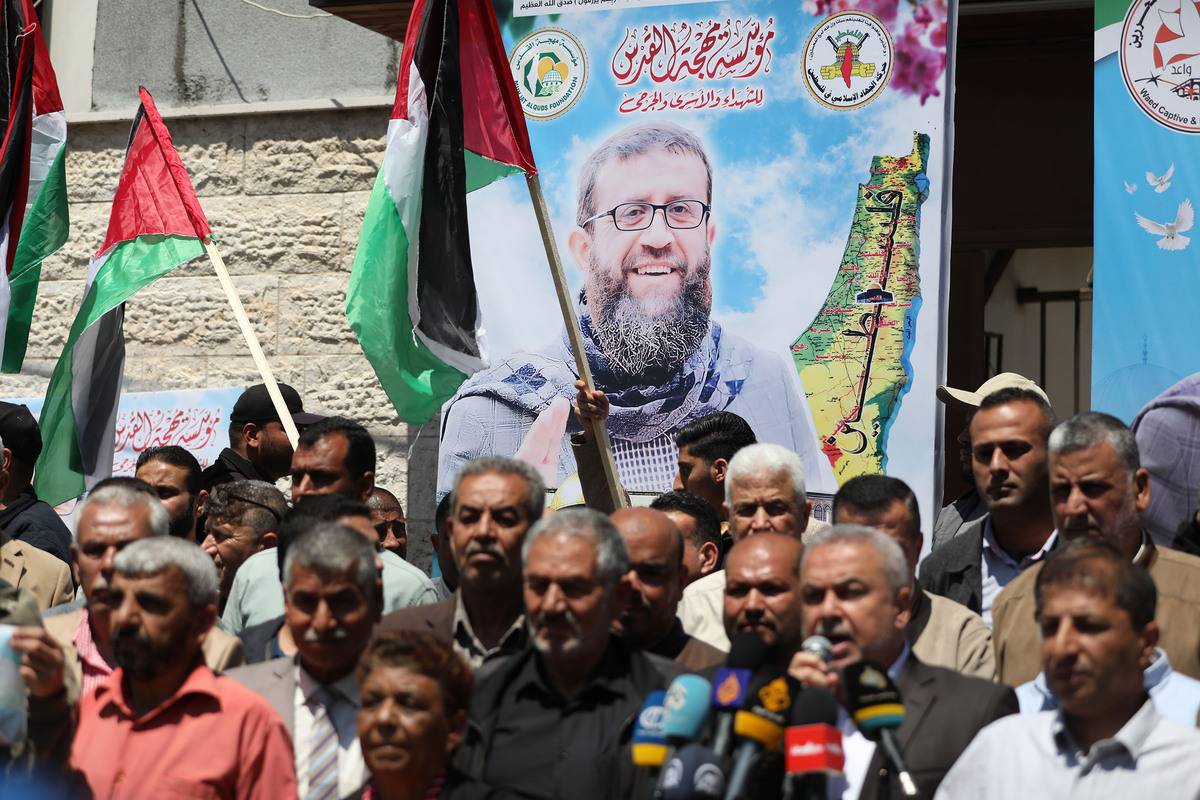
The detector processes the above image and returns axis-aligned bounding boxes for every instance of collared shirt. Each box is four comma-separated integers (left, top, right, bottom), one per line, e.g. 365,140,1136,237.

294,663,366,799
70,662,297,799
829,645,910,800
483,642,645,800
451,593,526,669
935,698,1200,799
1016,647,1200,726
980,519,1056,625
222,548,439,632
677,569,729,651
73,608,114,699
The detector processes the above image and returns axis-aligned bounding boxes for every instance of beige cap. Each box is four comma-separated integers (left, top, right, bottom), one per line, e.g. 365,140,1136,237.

936,372,1050,408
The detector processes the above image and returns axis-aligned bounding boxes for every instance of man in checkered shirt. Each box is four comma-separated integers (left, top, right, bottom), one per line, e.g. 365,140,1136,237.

437,122,824,496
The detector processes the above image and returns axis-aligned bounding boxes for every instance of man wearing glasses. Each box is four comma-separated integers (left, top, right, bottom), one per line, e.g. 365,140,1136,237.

438,122,823,495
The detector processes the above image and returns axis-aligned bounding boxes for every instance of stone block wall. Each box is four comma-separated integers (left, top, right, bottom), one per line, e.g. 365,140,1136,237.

4,105,441,571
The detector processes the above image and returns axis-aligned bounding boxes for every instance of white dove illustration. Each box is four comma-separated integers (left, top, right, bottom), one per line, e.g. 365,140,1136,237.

1147,163,1175,193
1135,198,1194,250
1125,180,1137,194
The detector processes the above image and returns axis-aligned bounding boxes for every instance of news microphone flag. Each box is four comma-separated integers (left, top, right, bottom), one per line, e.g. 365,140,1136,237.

345,0,537,424
842,661,906,734
659,744,725,800
632,690,669,767
662,674,712,741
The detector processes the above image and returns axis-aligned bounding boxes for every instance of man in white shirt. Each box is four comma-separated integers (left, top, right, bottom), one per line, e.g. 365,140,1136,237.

937,536,1200,798
228,523,382,799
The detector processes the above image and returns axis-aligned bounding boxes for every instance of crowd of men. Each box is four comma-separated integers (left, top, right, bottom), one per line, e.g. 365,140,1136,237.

3,367,1200,799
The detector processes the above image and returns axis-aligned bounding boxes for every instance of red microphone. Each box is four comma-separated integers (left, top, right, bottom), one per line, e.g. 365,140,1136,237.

783,688,843,800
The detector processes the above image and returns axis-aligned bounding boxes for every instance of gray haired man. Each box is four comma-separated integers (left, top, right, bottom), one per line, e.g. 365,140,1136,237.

43,484,242,703
437,121,826,496
790,525,1017,800
992,412,1200,685
229,523,381,799
679,441,811,651
200,479,287,612
448,508,681,800
69,538,296,798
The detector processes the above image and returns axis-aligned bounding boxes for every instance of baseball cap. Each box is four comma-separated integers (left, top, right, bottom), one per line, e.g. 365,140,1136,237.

230,383,324,427
936,372,1050,408
0,401,42,462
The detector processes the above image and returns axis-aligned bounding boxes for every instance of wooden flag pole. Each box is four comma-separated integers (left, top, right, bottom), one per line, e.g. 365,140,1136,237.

203,240,300,450
524,173,627,510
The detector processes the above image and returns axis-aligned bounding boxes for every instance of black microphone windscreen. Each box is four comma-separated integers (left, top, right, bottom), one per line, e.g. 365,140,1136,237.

789,687,840,726
841,660,906,740
726,632,770,670
659,744,726,800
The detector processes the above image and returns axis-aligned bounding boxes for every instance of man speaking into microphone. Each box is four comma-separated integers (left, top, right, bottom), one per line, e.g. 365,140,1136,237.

790,525,1017,799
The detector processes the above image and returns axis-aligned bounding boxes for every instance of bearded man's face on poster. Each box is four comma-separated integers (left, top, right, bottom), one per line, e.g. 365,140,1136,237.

569,146,717,378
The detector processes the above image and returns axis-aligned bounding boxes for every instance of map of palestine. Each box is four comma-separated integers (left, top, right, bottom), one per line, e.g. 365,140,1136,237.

792,132,931,481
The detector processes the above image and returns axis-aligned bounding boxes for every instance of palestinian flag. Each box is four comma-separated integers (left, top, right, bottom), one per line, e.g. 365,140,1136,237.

1,0,68,373
346,0,536,424
35,87,211,505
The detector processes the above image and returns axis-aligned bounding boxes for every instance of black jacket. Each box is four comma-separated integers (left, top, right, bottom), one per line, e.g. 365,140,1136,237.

0,490,72,565
239,615,285,665
917,516,986,614
447,640,681,800
200,448,273,492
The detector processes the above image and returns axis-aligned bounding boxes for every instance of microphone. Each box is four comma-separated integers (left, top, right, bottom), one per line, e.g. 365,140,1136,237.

710,633,770,758
659,744,726,800
655,675,714,796
783,688,843,800
800,635,833,665
842,660,918,798
632,690,669,770
723,672,800,800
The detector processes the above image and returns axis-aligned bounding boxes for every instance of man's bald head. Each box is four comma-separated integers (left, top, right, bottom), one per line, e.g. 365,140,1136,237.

611,507,685,648
724,533,804,665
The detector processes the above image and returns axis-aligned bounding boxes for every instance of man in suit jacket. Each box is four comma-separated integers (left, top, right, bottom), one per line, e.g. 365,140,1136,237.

228,523,381,799
41,482,242,704
918,387,1058,625
379,456,545,669
993,412,1200,685
834,475,994,679
791,525,1017,800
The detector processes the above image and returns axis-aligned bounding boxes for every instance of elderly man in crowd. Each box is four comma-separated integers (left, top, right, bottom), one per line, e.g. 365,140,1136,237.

992,412,1200,684
938,538,1200,797
1013,537,1200,724
200,479,287,613
367,486,407,559
356,631,474,799
382,457,544,670
69,537,295,797
230,523,381,799
650,490,723,587
920,386,1058,623
611,507,725,669
201,382,322,491
790,525,1016,800
678,442,810,651
449,508,680,800
44,484,242,701
833,475,994,679
135,445,206,541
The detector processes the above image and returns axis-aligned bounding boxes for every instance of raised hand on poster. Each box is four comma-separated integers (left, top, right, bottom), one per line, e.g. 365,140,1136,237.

514,396,572,485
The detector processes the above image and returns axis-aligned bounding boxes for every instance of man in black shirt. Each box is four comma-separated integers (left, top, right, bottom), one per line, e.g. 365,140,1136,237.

0,402,71,564
450,508,680,800
200,383,323,492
